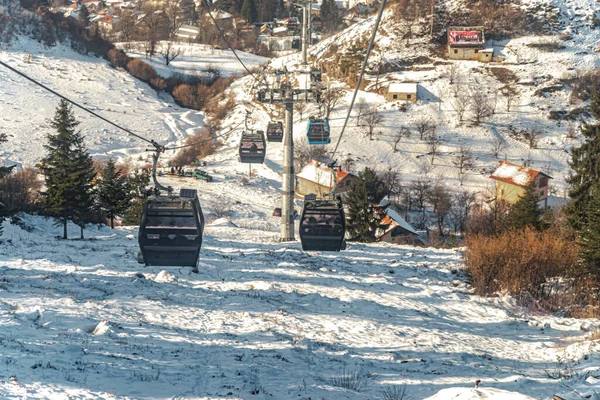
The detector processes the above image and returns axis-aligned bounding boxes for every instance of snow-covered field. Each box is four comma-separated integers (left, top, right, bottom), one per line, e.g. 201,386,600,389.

118,42,268,78
0,213,598,400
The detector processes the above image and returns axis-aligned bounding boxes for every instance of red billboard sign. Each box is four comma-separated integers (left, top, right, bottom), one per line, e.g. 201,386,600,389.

448,29,483,46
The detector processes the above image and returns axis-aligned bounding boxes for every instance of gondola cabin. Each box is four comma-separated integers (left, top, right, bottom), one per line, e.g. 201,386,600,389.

299,194,346,252
239,131,266,163
138,189,205,267
306,117,331,145
266,121,284,142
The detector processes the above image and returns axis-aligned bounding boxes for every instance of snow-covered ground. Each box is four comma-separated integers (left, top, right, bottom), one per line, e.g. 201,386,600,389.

118,41,268,78
0,213,599,399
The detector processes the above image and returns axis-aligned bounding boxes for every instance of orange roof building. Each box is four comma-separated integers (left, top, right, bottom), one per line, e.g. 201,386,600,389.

490,160,552,206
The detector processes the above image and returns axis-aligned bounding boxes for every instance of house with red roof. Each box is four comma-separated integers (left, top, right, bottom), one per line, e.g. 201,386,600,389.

296,160,360,199
376,208,420,245
490,160,552,207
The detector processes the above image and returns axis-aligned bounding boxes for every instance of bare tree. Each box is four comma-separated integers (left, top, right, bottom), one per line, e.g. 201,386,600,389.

362,107,384,140
452,145,476,185
294,138,328,172
140,4,167,57
488,89,499,115
450,94,469,124
491,136,506,158
411,178,431,219
321,81,345,118
427,183,454,236
392,126,411,152
294,101,308,121
470,90,492,125
354,97,370,127
501,85,518,112
161,42,181,66
414,117,436,140
447,63,461,85
522,128,543,148
426,132,442,164
450,189,477,234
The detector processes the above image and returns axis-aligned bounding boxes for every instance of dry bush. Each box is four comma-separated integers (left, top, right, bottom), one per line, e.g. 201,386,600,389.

172,84,200,109
568,69,600,103
126,59,158,82
169,128,217,166
205,91,236,121
150,77,167,91
527,37,565,51
0,168,44,213
465,229,578,298
107,48,130,69
488,67,518,85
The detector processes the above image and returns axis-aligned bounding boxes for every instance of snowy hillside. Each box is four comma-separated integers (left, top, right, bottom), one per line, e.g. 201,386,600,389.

0,213,599,399
0,37,267,169
242,2,600,201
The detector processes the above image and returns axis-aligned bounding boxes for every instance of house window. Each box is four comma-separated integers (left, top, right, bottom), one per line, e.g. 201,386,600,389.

475,49,479,53
393,94,398,99
407,94,412,99
538,176,549,187
453,49,458,54
346,180,351,186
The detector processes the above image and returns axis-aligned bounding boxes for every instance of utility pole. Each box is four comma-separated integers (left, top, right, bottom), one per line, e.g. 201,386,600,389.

307,0,312,48
281,85,295,241
301,4,308,65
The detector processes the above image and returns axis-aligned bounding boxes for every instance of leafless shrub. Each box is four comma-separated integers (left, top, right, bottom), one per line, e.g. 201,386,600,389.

392,127,411,152
522,128,543,148
0,168,43,213
426,132,442,164
414,117,436,140
528,37,565,51
452,146,476,185
470,90,492,125
382,385,412,400
329,369,363,392
354,97,370,127
107,48,130,69
210,198,232,218
450,94,469,124
362,107,384,140
568,68,600,103
491,136,506,158
447,63,461,85
294,139,328,172
170,128,217,166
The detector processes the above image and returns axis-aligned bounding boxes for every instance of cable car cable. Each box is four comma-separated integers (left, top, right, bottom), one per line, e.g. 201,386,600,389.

0,59,163,151
164,119,245,150
201,0,269,88
329,0,387,160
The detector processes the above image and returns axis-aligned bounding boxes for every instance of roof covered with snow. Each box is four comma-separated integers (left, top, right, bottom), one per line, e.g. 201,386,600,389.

388,82,417,93
296,160,357,187
381,208,418,236
490,160,551,187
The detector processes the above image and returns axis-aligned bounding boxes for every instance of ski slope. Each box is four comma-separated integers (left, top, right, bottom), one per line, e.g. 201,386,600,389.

0,213,598,399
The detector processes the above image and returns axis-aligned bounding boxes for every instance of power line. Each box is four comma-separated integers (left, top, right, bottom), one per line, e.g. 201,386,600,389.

329,0,388,160
165,119,246,150
0,59,163,150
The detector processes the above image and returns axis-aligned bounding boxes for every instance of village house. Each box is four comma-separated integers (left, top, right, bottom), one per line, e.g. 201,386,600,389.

386,82,418,103
296,160,361,199
447,26,493,62
175,24,200,41
490,160,552,207
376,208,420,245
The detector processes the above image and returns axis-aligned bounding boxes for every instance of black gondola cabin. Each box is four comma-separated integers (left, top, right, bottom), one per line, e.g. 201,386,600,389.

266,121,284,142
239,131,266,163
138,189,204,267
299,194,346,251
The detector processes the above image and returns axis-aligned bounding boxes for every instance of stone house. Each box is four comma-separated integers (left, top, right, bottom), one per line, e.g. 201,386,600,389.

386,82,418,103
447,26,493,63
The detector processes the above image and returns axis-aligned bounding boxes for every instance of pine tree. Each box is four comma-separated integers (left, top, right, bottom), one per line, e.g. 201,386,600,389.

566,91,600,231
96,158,131,229
578,190,600,277
505,183,542,231
241,0,258,23
359,167,388,204
42,100,95,240
345,180,389,243
122,169,150,226
79,5,90,27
